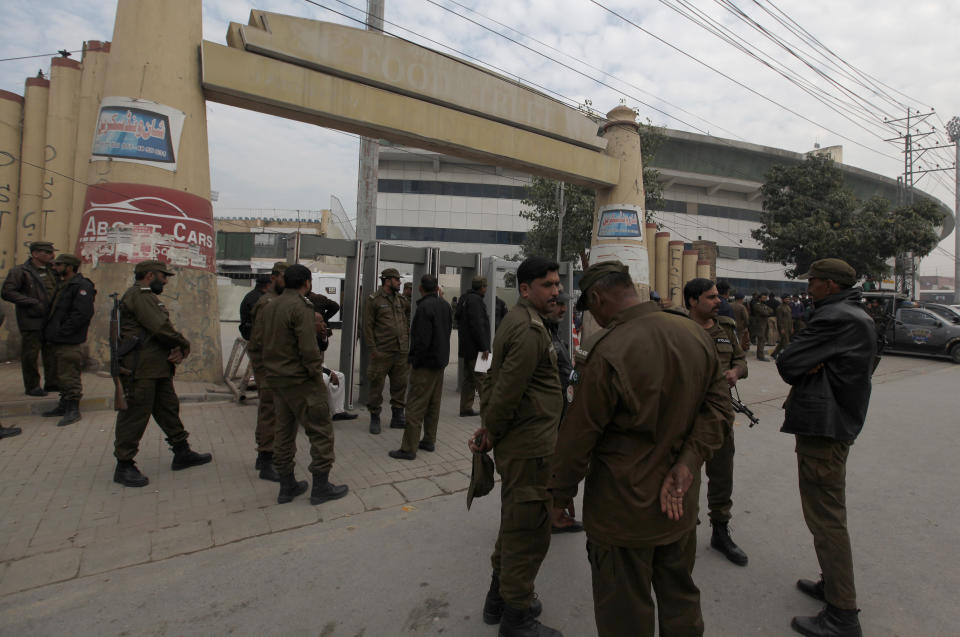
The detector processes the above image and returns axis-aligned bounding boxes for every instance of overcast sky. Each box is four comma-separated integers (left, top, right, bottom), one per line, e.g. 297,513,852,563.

2,0,958,275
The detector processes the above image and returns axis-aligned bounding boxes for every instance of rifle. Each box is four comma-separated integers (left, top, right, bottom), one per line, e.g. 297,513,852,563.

731,389,759,427
109,293,129,411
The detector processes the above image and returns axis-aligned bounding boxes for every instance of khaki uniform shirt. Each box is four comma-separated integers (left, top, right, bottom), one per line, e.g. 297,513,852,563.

550,302,730,548
776,302,793,334
485,297,563,459
247,288,323,387
732,300,749,334
706,316,747,431
248,288,280,374
119,286,191,379
363,288,409,353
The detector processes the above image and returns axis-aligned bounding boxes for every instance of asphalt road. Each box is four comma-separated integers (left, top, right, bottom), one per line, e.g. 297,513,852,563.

1,353,956,637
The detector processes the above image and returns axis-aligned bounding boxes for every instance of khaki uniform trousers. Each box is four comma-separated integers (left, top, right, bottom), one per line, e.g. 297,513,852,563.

772,329,791,358
366,350,408,415
20,330,57,392
460,355,482,412
253,368,276,453
588,530,703,637
705,426,735,523
114,377,189,461
490,455,552,609
401,367,444,453
796,435,857,609
51,343,84,401
272,377,335,476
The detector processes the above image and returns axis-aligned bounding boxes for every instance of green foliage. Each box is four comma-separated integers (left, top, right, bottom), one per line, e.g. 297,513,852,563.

519,119,665,269
752,154,944,279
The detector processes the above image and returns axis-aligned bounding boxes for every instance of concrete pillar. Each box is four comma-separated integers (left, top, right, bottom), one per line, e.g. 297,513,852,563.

668,240,683,307
16,77,50,262
589,105,650,299
692,239,718,282
42,57,83,252
682,249,698,288
697,259,710,279
69,41,111,249
645,222,656,295
77,0,221,381
0,90,24,358
655,231,669,296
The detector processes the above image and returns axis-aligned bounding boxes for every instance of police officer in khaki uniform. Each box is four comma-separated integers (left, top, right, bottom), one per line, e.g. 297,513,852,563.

469,255,563,637
549,261,730,637
749,292,774,360
112,260,212,488
684,278,749,566
363,268,409,434
247,264,348,506
1,240,59,395
732,292,751,351
41,254,96,427
772,295,795,359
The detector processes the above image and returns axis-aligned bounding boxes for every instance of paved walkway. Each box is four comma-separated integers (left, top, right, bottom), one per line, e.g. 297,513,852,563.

0,356,479,597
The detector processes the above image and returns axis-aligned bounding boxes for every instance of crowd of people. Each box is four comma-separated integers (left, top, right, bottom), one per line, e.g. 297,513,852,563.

2,242,875,637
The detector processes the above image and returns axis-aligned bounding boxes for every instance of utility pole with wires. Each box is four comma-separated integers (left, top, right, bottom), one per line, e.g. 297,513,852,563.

947,116,960,305
355,0,384,244
884,108,954,297
555,182,565,263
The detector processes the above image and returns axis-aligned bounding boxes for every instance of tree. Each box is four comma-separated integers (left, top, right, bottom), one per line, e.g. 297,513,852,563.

519,119,665,269
751,154,944,280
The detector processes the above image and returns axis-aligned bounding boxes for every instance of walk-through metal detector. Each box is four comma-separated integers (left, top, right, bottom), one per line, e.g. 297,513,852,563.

441,250,483,393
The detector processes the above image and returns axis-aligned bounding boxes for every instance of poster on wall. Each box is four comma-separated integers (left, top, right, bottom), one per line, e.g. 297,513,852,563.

91,97,185,171
590,204,649,285
597,207,642,238
76,183,214,272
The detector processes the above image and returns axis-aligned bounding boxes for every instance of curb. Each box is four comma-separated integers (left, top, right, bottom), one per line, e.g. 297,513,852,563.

0,391,235,418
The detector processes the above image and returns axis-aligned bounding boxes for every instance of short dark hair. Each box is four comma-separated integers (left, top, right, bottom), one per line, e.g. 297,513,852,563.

256,274,271,288
716,280,730,295
517,256,559,286
683,278,715,309
283,264,311,289
420,273,438,292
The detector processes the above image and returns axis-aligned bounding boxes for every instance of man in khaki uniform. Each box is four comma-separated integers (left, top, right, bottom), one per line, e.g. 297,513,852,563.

732,292,751,351
684,278,749,566
469,255,563,637
550,261,729,637
363,267,409,434
247,264,348,506
41,254,96,427
772,295,795,359
1,240,59,395
112,260,213,488
749,292,773,360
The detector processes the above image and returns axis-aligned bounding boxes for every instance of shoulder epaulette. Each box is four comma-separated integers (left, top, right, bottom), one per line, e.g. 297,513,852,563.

717,315,737,328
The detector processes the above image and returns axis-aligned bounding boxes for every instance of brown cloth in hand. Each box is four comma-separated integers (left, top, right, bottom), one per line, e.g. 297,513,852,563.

467,450,495,510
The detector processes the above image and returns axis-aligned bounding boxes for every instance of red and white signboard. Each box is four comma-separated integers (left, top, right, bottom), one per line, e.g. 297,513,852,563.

76,183,214,272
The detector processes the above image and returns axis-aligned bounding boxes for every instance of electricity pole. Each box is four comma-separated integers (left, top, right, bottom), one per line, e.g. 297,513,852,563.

947,116,960,304
355,0,384,243
555,182,565,263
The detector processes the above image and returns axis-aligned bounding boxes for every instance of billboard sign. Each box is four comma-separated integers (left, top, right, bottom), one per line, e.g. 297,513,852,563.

91,97,185,171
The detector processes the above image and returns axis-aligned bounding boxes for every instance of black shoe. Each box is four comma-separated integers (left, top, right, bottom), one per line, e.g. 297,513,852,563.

277,472,309,504
369,412,381,434
388,449,416,461
43,384,60,393
332,411,358,420
710,521,748,566
114,460,149,487
483,573,543,625
499,604,561,637
418,440,435,452
42,400,66,417
56,400,81,427
551,513,584,534
0,425,23,439
460,409,480,417
389,407,406,429
25,387,47,397
797,576,826,602
309,470,349,505
170,444,213,471
256,451,280,482
790,604,862,637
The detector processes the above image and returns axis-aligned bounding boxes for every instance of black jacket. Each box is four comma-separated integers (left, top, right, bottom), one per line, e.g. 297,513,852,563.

1,260,56,331
408,292,452,369
44,274,96,344
457,289,490,360
238,287,265,340
776,288,876,441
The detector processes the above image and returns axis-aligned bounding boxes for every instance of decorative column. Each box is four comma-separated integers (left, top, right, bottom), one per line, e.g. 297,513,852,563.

42,56,83,251
16,77,49,262
0,90,24,359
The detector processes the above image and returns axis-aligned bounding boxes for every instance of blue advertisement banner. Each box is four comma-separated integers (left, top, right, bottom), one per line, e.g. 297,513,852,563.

92,106,175,164
597,209,641,238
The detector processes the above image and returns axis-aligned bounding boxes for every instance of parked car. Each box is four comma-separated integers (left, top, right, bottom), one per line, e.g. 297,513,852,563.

882,306,960,364
922,303,960,323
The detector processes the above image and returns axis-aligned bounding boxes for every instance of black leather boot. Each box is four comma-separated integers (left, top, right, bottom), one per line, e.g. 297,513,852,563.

483,572,543,625
170,443,213,471
277,472,309,504
114,460,149,487
369,412,381,434
790,604,862,637
710,521,748,566
0,424,23,439
797,576,826,602
56,400,81,427
257,451,280,482
42,399,66,417
499,604,562,637
389,407,406,429
310,471,349,505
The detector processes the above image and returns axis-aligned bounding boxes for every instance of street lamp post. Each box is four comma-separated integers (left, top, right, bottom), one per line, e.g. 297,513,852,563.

947,116,960,305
